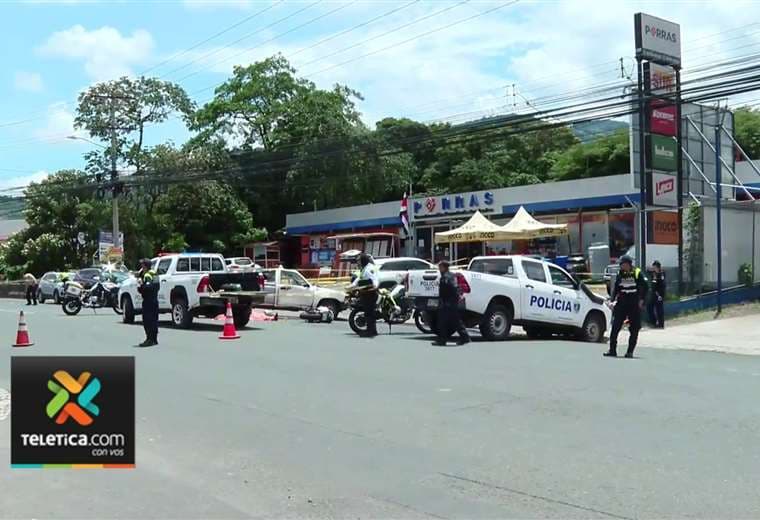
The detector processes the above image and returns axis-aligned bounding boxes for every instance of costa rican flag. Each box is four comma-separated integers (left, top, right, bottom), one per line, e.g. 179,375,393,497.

399,192,411,238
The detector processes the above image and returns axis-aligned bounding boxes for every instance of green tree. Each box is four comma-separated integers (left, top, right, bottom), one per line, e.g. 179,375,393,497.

75,76,194,175
152,181,265,254
549,129,629,181
734,106,760,159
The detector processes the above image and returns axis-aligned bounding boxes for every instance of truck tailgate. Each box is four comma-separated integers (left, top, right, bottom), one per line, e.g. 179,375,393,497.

407,270,440,298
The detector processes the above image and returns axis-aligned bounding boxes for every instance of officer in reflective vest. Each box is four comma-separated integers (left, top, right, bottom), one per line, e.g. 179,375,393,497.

605,255,647,358
137,258,159,347
352,253,379,337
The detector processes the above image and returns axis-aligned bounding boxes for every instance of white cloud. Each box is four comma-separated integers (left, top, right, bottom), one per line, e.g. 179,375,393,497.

37,25,154,81
34,102,85,142
0,170,49,193
13,71,44,93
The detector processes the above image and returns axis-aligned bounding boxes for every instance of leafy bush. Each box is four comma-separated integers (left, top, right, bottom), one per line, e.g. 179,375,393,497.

738,263,753,288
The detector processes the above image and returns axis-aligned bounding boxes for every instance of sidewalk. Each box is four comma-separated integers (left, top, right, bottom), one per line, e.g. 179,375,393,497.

636,314,760,356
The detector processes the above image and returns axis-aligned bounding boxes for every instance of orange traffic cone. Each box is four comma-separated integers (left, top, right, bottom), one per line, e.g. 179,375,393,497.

13,310,33,347
219,302,240,340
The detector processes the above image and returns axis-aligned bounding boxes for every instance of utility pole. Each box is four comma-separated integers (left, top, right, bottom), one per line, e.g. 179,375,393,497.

109,96,120,253
715,122,723,313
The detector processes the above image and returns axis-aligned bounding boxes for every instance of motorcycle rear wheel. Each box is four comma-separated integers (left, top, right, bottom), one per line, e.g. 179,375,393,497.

62,298,82,316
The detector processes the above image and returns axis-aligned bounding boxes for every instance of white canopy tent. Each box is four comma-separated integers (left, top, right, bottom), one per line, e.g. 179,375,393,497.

434,210,514,244
499,206,568,239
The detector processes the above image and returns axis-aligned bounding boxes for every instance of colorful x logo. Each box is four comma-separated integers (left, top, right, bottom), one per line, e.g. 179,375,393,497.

46,370,100,426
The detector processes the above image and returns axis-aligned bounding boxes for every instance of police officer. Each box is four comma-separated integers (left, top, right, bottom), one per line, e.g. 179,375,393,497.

353,253,379,337
648,260,666,328
137,258,159,347
605,255,647,358
432,260,470,346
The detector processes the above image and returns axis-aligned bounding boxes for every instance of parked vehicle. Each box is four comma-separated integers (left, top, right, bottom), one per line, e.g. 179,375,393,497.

73,268,103,290
118,253,266,329
346,284,413,335
259,268,347,317
37,272,62,304
406,255,611,342
224,257,260,272
374,257,436,289
61,276,122,316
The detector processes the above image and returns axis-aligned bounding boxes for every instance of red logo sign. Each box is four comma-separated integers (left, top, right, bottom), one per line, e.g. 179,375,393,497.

656,177,674,196
425,197,437,213
650,104,677,136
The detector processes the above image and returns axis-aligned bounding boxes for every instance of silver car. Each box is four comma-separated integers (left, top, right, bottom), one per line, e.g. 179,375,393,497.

37,271,64,304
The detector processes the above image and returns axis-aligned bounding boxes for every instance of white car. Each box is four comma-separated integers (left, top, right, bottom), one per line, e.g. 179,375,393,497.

259,268,347,317
406,255,611,342
373,257,436,289
118,253,265,328
224,257,260,272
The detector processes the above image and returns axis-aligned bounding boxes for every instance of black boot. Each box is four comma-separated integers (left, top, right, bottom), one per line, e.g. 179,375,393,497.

603,349,617,357
624,348,635,358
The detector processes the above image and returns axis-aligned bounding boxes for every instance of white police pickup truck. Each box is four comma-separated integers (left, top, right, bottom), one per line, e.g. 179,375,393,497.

118,253,265,329
406,255,611,342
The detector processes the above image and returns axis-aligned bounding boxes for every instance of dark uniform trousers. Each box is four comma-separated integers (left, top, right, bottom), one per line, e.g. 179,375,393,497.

360,291,378,336
139,273,159,343
609,299,641,355
436,304,469,343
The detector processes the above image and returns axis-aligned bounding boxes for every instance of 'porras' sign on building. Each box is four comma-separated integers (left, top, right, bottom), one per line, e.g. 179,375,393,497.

413,191,494,216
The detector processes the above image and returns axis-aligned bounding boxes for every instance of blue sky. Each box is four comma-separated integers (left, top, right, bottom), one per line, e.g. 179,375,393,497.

1,0,758,192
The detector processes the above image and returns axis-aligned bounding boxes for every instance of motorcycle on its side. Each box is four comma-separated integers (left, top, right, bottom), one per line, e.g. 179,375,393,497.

347,284,414,335
61,276,123,316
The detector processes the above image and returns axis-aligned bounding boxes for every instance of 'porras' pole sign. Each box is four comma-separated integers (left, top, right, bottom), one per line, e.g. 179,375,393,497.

635,13,681,67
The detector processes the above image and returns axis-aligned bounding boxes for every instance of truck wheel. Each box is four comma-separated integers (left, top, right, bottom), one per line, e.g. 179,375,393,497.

580,313,605,343
233,305,252,328
171,298,193,328
122,296,135,324
479,305,512,341
318,299,340,319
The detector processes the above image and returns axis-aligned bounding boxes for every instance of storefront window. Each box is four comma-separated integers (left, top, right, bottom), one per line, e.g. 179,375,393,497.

608,212,635,258
581,213,609,253
456,242,483,263
415,227,432,261
433,226,450,262
556,214,581,254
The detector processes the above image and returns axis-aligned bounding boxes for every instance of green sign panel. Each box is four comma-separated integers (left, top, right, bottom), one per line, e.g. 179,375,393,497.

650,134,678,171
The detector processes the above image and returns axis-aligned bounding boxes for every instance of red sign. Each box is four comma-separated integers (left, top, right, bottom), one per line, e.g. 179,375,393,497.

650,104,677,136
425,197,437,213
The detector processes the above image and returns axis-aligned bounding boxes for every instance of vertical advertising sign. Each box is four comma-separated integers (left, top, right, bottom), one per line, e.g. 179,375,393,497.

650,104,677,136
648,134,678,171
635,13,682,67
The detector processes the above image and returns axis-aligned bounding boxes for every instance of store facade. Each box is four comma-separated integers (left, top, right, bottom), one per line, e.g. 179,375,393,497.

285,175,642,270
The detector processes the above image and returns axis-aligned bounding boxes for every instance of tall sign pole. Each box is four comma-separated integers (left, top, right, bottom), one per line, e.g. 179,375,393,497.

637,58,648,268
675,68,683,295
634,13,681,272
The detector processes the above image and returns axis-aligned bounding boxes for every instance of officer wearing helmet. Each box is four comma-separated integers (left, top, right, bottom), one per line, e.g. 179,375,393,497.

605,254,647,358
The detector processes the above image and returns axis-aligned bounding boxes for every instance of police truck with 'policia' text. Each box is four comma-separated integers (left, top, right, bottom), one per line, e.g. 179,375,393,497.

405,255,611,342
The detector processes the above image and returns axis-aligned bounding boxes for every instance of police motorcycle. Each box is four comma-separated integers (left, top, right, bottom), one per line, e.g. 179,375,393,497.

346,284,414,335
61,270,124,316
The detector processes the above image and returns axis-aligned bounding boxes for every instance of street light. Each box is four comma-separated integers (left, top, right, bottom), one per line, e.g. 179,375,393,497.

66,135,121,256
66,135,107,149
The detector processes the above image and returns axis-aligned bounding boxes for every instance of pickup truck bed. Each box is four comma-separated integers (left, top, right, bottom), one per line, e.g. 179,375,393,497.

198,272,266,326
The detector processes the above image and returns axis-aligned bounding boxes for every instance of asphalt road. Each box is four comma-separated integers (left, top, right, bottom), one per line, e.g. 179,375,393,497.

2,299,760,519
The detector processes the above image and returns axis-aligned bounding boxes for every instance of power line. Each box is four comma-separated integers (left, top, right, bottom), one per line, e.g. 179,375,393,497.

139,1,283,76
176,0,355,85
